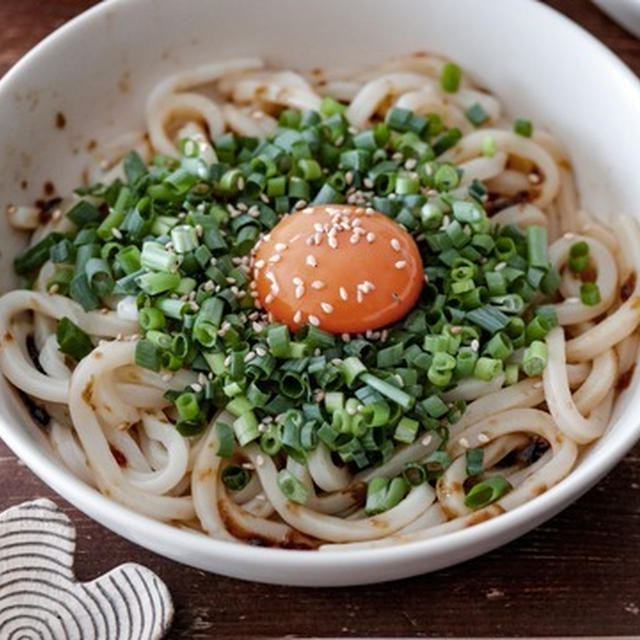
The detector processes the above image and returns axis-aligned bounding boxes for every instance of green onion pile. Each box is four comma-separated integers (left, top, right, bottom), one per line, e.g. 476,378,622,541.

15,75,571,512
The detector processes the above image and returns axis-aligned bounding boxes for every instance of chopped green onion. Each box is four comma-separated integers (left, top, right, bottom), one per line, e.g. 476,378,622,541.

364,476,409,516
277,468,309,504
526,226,548,269
466,447,484,476
513,118,533,137
523,340,548,376
360,372,415,410
482,136,496,157
440,62,462,93
473,357,503,381
465,102,488,126
56,317,93,360
216,422,234,458
222,465,251,491
176,392,199,422
394,417,419,444
171,225,199,253
233,411,260,446
569,241,589,273
466,305,510,332
464,476,512,509
580,282,601,306
135,340,162,372
140,242,180,273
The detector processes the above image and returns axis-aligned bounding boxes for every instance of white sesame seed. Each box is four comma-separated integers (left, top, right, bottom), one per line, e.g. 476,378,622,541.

341,333,351,342
311,280,325,290
339,287,348,301
292,276,303,286
345,171,353,185
363,178,374,189
293,310,302,323
306,254,318,267
256,455,265,466
161,373,173,382
328,236,338,249
314,223,324,232
478,433,490,443
395,260,407,269
495,261,507,271
390,238,401,252
363,280,376,291
190,383,202,393
533,381,543,389
269,254,281,263
295,285,305,299
111,228,123,239
565,297,579,304
366,232,376,243
308,315,320,326
275,242,287,252
471,339,480,352
320,302,334,314
421,434,433,447
404,158,417,170
349,234,359,244
48,284,59,294
563,232,576,240
265,293,274,304
252,322,264,333
459,437,470,449
356,289,364,303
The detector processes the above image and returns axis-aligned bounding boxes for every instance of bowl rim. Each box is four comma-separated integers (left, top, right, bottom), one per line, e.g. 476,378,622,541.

1,0,640,575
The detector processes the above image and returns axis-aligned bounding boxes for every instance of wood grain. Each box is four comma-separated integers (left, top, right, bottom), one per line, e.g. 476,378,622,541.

0,1,639,638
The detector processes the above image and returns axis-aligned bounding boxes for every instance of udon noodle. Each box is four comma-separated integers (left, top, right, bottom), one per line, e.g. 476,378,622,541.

2,53,639,550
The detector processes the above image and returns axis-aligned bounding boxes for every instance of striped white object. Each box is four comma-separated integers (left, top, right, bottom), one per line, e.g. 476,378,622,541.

0,498,173,639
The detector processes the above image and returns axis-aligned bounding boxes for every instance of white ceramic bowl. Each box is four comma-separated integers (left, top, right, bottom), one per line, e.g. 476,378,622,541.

1,0,639,586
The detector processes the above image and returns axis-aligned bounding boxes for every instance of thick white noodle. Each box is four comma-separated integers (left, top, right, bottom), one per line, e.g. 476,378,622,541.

544,327,615,444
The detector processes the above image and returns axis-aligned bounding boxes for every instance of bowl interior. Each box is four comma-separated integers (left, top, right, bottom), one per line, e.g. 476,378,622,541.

0,0,639,585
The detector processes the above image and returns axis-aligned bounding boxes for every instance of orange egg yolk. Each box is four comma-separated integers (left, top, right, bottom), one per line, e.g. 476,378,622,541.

251,205,424,334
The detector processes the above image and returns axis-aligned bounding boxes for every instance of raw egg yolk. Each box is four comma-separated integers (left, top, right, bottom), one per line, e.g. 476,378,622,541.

251,205,424,334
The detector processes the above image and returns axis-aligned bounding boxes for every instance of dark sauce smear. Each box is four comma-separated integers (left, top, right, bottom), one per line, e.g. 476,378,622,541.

485,191,530,216
35,196,62,224
18,390,50,428
621,274,636,301
110,446,127,466
616,365,636,392
26,335,46,375
497,437,550,469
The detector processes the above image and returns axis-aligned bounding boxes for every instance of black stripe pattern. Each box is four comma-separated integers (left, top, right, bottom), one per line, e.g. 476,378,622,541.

0,499,173,639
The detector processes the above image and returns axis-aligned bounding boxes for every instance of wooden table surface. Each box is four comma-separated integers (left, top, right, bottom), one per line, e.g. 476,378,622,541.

1,1,639,638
